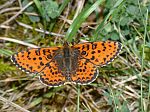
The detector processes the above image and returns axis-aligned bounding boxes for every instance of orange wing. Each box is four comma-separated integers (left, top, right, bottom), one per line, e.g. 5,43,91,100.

39,61,66,87
71,59,98,84
72,41,122,66
11,47,60,74
11,47,67,87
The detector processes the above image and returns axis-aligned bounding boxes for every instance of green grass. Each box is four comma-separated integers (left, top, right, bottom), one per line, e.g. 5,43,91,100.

0,0,150,112
65,0,104,42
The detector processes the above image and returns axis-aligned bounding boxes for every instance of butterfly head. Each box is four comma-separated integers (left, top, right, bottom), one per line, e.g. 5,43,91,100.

63,41,69,47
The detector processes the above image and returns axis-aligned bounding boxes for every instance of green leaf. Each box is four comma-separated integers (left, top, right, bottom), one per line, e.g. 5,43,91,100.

104,23,112,33
22,0,40,22
43,0,59,19
22,0,34,12
28,15,40,22
93,0,124,40
127,5,139,16
110,31,119,40
120,16,133,26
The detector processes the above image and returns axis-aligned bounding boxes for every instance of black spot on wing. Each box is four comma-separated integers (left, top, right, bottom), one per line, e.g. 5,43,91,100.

81,51,86,55
39,57,42,60
92,43,97,50
35,48,41,56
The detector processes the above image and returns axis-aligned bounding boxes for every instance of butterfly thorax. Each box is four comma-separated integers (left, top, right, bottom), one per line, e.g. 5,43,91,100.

54,44,80,81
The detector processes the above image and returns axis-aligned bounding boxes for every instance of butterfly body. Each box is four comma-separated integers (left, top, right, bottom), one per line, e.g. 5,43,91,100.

11,41,122,87
53,42,80,81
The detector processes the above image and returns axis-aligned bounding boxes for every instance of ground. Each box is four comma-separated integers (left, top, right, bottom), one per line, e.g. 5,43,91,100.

0,0,150,112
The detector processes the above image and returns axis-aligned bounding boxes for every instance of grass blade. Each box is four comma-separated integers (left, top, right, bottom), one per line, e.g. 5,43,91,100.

93,0,124,40
65,0,104,42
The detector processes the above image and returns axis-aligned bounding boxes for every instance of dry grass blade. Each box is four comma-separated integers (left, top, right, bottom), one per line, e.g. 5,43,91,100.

0,37,39,48
0,96,30,112
1,1,33,25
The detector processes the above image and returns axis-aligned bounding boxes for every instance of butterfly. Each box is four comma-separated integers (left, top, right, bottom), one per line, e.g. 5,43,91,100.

11,41,122,87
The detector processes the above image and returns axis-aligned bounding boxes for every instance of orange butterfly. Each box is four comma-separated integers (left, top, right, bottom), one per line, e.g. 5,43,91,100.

11,41,122,87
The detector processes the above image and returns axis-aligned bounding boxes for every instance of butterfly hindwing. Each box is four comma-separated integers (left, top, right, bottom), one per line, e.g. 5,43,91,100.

71,59,98,84
39,61,66,87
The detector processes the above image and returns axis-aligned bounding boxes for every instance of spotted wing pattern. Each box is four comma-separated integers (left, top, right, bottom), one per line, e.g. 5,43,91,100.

11,41,122,87
11,47,67,87
71,59,98,84
73,41,122,66
11,47,60,74
39,61,66,87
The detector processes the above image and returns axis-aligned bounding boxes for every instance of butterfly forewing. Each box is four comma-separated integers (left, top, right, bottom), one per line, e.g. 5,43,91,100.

11,47,60,74
73,41,122,66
